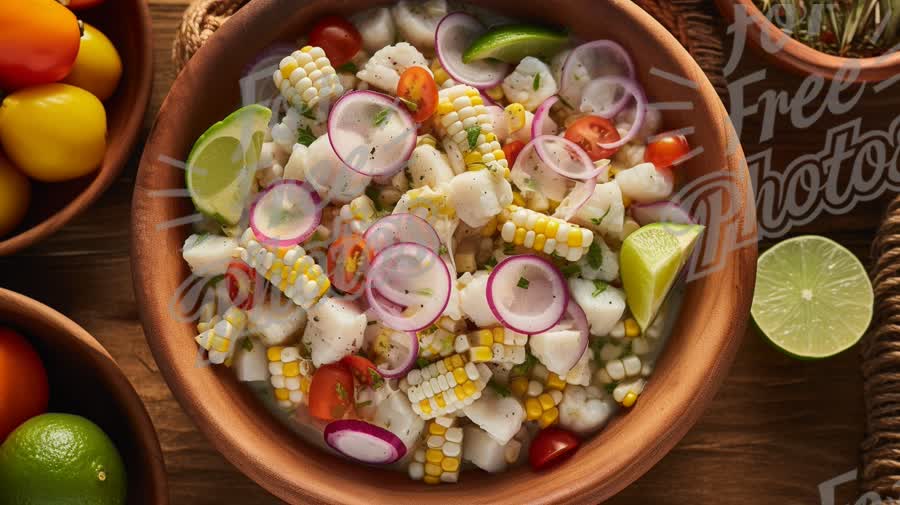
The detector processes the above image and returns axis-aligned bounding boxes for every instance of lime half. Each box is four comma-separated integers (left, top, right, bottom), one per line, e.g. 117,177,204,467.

462,24,569,63
620,223,704,331
752,235,873,359
186,104,271,226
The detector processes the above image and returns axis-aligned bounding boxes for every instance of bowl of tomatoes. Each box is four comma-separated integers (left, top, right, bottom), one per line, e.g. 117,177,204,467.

0,0,153,255
0,288,167,504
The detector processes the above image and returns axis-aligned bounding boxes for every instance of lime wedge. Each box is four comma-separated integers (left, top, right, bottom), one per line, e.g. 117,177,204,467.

462,24,569,64
752,235,873,359
620,223,704,330
186,104,271,226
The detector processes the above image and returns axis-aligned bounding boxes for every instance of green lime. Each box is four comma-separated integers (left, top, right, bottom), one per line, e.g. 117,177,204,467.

186,104,271,226
462,24,569,64
752,235,873,359
0,413,126,505
620,223,704,331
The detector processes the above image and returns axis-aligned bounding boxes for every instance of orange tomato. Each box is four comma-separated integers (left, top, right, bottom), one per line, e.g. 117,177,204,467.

308,363,355,422
397,67,439,122
62,0,107,10
644,134,690,169
0,0,81,90
0,328,49,441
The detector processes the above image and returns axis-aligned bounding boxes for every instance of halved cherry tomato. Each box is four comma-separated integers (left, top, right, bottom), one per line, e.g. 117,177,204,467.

61,0,106,9
340,355,384,386
644,134,690,168
326,234,374,295
529,427,580,471
225,261,256,310
502,140,526,168
308,15,362,68
0,327,49,441
564,115,621,161
309,363,355,421
396,66,439,123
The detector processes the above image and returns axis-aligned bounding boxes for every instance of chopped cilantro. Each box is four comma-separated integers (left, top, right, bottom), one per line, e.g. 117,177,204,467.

483,256,498,269
503,242,516,255
355,400,372,408
296,125,316,147
298,103,316,120
416,288,434,297
466,125,481,150
522,177,538,191
592,279,608,297
438,244,448,256
374,107,392,127
399,96,419,112
365,186,383,211
416,357,430,368
532,73,541,91
241,338,253,352
511,351,537,376
560,263,581,278
335,382,348,401
586,241,603,270
604,381,619,394
590,207,612,226
489,380,511,398
338,61,359,73
557,95,574,109
517,276,530,289
369,369,384,388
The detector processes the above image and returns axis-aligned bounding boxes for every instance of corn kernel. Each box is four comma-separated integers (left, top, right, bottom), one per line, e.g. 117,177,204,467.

449,354,464,369
462,381,477,396
567,229,583,247
470,96,483,106
486,85,504,100
453,367,468,385
539,407,559,428
437,101,454,114
420,400,432,414
538,393,555,410
426,449,443,464
424,475,441,485
525,398,542,420
512,192,526,207
545,220,559,238
510,376,529,397
546,373,567,391
441,458,460,472
425,463,442,476
454,385,466,401
429,423,447,436
514,227,526,245
274,388,290,401
282,362,300,377
469,346,493,362
622,391,638,408
267,347,283,362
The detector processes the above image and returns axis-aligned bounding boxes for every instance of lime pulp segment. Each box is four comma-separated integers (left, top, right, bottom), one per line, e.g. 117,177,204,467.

462,25,569,63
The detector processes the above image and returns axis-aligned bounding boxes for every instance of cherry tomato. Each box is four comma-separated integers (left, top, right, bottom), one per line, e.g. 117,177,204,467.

529,427,580,471
502,140,526,168
309,363,355,421
644,134,690,169
0,0,81,90
308,15,362,67
0,328,49,441
62,0,107,9
564,115,621,161
326,234,373,295
63,23,123,101
225,261,256,310
340,355,383,386
396,67,439,123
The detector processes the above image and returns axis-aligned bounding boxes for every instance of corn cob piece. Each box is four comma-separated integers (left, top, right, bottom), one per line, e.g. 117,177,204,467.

434,84,508,175
195,306,247,366
509,363,565,428
612,378,646,408
238,228,329,309
408,417,464,484
267,345,314,409
338,195,377,235
453,327,527,365
497,205,594,261
417,317,461,361
407,354,492,419
273,46,344,111
504,103,526,134
430,59,452,88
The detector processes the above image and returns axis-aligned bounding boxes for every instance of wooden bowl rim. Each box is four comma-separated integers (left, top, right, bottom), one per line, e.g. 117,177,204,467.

0,287,168,504
132,0,756,503
0,0,154,256
716,0,900,82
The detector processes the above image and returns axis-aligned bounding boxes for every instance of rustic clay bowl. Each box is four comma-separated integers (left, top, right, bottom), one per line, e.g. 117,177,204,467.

715,0,900,82
0,0,153,256
132,0,756,502
0,288,167,504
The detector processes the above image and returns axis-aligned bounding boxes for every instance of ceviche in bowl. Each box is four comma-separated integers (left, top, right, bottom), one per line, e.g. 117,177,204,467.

133,0,754,502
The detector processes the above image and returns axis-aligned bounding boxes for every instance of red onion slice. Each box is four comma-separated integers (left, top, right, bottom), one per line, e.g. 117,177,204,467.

486,254,569,334
365,243,451,331
324,419,408,464
249,180,322,247
363,213,441,255
531,95,560,139
560,40,635,107
510,137,571,201
328,90,417,177
630,200,696,226
553,178,598,222
375,329,419,379
597,79,647,150
531,135,601,181
579,76,635,118
529,299,590,374
435,12,510,89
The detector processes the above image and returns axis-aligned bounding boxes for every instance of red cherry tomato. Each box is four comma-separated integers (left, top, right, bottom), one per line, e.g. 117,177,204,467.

563,115,621,161
340,355,383,386
326,234,373,295
396,66,439,123
309,363,355,421
502,140,526,168
225,261,256,310
0,0,81,90
529,427,580,471
644,134,690,168
308,15,362,68
0,327,49,441
64,0,106,9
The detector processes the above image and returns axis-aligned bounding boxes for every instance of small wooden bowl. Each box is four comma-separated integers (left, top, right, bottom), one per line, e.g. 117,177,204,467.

132,0,756,502
0,0,153,256
0,288,168,504
715,0,900,82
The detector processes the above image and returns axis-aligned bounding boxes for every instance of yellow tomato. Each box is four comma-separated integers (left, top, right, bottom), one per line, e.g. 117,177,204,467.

63,23,122,101
0,84,107,183
0,154,31,237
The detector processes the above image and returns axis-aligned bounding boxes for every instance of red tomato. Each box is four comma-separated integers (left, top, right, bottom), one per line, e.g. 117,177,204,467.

0,0,81,90
340,355,383,386
225,261,256,310
64,0,106,9
644,134,690,168
0,327,49,440
308,15,362,67
564,116,621,161
326,234,373,295
309,363,355,421
502,140,526,168
396,67,439,122
529,427,580,471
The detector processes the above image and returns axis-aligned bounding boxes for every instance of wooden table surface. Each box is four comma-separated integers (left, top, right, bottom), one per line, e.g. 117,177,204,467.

2,1,898,503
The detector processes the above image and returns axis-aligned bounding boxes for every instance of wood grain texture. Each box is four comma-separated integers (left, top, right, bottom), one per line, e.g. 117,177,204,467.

0,1,895,503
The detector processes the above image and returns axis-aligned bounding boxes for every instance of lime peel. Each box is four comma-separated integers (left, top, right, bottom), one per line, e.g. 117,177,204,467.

462,24,569,64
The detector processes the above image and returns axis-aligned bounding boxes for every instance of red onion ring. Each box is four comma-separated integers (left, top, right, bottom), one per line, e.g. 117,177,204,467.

579,76,636,119
531,135,602,181
324,419,408,464
363,213,441,255
486,254,569,334
560,40,635,106
375,330,419,379
435,13,510,89
630,200,696,226
597,79,647,150
249,180,322,247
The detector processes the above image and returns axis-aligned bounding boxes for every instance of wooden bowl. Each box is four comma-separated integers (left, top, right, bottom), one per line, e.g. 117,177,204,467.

0,0,153,256
0,288,167,504
715,0,900,82
132,0,756,502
